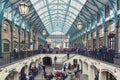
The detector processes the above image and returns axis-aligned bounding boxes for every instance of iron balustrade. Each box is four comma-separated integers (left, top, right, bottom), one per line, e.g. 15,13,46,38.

0,50,41,68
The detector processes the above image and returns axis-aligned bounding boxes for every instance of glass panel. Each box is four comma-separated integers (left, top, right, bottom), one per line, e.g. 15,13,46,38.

31,0,38,4
30,0,87,34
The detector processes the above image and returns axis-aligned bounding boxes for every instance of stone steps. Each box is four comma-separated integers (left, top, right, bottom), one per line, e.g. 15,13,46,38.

54,63,63,70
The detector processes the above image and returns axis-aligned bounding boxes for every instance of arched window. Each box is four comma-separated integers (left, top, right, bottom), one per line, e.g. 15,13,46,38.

3,23,8,32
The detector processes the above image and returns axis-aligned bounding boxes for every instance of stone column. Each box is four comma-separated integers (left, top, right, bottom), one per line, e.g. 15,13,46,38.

14,72,19,80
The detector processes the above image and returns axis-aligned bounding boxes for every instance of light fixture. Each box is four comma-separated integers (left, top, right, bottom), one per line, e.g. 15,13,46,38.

42,30,46,35
18,0,29,15
77,22,82,30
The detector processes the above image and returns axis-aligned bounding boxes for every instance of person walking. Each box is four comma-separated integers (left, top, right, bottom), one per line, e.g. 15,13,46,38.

67,53,69,59
63,63,67,71
94,75,98,80
54,56,57,65
42,64,46,72
29,73,34,80
68,62,71,70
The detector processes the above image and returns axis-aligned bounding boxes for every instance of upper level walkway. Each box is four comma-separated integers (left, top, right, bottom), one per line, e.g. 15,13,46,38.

0,51,120,80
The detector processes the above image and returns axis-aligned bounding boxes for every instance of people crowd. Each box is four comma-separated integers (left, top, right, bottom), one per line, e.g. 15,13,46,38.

71,46,116,63
12,45,116,80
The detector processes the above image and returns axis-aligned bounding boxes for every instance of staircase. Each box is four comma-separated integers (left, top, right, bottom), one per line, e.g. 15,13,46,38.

53,54,76,71
54,63,63,70
62,54,76,62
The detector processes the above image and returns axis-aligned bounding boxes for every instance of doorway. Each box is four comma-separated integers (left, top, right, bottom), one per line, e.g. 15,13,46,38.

43,57,52,66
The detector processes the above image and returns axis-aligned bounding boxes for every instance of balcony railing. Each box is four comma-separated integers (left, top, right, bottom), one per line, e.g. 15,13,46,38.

0,47,119,68
0,50,41,68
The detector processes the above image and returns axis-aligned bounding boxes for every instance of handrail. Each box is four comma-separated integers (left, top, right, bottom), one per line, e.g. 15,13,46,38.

0,50,41,68
62,54,76,63
80,54,120,68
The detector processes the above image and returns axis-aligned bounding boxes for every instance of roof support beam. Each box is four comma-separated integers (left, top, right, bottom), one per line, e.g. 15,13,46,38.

61,0,71,32
46,0,54,32
26,12,36,20
36,3,79,13
83,6,96,20
96,0,105,5
39,9,77,17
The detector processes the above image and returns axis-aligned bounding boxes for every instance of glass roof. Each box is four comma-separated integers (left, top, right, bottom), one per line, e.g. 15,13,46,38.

30,0,87,35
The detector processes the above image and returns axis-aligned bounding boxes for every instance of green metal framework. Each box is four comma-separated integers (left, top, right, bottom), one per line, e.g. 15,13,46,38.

30,0,87,34
1,0,118,47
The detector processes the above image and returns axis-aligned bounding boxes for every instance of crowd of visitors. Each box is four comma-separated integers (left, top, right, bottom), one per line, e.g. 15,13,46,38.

72,46,116,63
12,49,40,60
38,45,116,64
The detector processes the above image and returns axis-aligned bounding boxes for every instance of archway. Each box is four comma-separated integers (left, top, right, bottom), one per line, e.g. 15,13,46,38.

20,65,28,80
5,71,19,80
29,62,35,70
43,57,52,66
90,65,99,80
101,71,117,80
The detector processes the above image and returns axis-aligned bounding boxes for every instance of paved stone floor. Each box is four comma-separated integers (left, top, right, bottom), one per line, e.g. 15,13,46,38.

35,66,88,80
35,67,53,80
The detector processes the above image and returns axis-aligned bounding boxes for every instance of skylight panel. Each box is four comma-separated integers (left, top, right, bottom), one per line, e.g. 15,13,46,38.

34,3,41,10
50,10,57,14
51,5,57,9
61,0,69,3
49,5,56,9
51,14,57,18
40,13,49,19
38,7,47,16
44,20,50,24
39,1,45,7
58,10,66,14
30,0,87,34
44,22,51,26
61,5,67,8
58,14,64,17
47,0,53,3
65,23,71,27
31,0,38,4
59,5,64,9
68,7,78,15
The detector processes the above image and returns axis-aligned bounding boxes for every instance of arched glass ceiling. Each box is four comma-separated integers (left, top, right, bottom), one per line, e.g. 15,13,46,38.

30,0,87,35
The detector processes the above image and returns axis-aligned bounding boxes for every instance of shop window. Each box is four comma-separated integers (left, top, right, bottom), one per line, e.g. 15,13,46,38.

3,23,8,32
105,5,110,18
3,43,9,52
